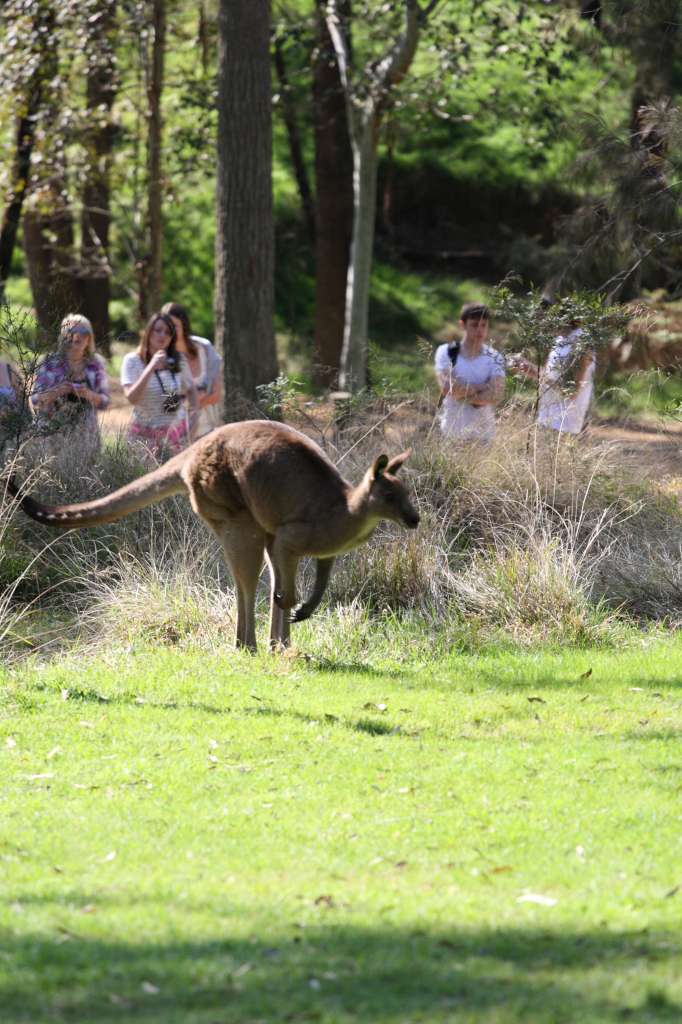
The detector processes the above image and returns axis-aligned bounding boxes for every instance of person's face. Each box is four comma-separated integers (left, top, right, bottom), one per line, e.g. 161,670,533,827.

65,325,91,356
149,318,173,352
462,316,489,345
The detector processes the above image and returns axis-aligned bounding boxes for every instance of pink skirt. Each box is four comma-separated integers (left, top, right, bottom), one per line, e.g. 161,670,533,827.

127,419,188,460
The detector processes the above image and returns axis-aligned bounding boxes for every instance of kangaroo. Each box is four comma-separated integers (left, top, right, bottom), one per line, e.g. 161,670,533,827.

8,420,419,651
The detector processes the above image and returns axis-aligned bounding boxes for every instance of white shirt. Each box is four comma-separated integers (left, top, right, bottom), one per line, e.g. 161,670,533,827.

537,331,595,435
434,342,506,441
121,352,194,429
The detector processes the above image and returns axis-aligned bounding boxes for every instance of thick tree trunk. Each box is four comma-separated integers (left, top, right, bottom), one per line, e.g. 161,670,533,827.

312,0,353,389
339,119,379,391
80,0,117,357
215,0,277,410
23,194,80,337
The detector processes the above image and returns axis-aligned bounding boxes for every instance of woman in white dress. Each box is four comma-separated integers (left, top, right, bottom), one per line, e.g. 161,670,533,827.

161,302,222,437
121,312,198,461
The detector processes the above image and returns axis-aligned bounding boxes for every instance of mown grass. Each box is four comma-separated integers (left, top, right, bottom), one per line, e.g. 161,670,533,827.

1,636,682,1024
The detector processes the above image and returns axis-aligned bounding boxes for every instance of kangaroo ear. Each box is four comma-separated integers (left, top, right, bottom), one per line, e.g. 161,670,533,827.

372,454,389,478
385,449,411,475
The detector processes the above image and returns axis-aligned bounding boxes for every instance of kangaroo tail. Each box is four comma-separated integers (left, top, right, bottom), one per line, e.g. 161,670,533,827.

290,557,336,623
6,457,187,530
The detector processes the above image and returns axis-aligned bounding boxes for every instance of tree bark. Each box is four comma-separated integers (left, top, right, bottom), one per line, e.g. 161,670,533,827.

144,0,166,318
0,85,40,304
80,0,118,356
214,0,278,410
326,0,425,391
312,0,353,389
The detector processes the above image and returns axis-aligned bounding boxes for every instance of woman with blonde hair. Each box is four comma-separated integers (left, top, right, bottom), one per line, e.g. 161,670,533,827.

121,311,198,461
31,313,110,453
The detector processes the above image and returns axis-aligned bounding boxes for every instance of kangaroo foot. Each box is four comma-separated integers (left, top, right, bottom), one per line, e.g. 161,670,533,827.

289,602,312,623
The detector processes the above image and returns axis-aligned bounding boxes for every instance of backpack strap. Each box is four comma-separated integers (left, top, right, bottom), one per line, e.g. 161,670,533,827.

447,341,460,367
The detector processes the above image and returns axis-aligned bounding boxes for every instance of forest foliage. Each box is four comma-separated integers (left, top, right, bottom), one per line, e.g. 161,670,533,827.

0,1,681,384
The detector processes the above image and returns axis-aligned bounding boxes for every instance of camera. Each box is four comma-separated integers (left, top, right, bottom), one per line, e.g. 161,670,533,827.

165,354,177,372
163,393,181,414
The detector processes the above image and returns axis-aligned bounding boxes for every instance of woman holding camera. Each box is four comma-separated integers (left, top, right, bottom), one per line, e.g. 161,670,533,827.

121,312,198,461
31,314,110,455
161,301,222,437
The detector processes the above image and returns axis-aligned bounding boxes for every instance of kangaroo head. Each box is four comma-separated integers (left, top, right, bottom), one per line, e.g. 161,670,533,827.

366,450,420,529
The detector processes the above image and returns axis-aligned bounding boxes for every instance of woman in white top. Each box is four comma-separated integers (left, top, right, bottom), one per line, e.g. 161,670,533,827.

121,312,199,461
434,303,506,442
510,327,595,435
161,302,222,437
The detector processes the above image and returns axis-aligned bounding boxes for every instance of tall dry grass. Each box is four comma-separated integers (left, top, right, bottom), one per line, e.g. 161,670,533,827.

2,397,681,660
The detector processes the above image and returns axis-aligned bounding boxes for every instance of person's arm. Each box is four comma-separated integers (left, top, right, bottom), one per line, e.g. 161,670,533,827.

185,373,200,441
123,351,167,405
507,355,539,380
76,363,111,411
199,372,221,409
468,375,505,407
31,363,73,410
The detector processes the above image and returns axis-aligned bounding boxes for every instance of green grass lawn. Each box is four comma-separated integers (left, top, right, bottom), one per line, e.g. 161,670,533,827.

1,637,682,1023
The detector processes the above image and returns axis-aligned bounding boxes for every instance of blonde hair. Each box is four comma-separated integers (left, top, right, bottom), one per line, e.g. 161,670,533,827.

58,314,96,358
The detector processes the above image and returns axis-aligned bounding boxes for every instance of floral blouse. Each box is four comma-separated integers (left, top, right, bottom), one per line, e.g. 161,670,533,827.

31,354,110,433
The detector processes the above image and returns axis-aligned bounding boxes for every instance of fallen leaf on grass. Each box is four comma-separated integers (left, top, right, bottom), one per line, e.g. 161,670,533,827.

517,893,557,907
579,668,593,680
5,737,16,748
491,865,514,874
527,696,546,704
102,851,116,862
363,702,388,712
141,981,160,995
664,885,679,899
24,772,53,781
46,746,61,759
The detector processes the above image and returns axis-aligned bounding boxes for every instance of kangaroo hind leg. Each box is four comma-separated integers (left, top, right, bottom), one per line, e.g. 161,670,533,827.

212,515,266,652
265,537,294,650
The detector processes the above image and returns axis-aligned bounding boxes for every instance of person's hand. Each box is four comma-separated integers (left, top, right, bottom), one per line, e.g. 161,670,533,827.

57,381,74,396
149,350,168,371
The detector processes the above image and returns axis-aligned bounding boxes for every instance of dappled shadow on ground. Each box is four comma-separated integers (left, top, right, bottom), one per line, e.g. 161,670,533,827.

0,919,679,1023
468,666,682,694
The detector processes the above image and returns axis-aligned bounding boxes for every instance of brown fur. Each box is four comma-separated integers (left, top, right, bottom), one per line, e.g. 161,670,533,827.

9,420,419,651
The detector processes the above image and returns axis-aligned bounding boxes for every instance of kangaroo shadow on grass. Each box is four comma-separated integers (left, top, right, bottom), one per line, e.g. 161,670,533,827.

0,919,679,1023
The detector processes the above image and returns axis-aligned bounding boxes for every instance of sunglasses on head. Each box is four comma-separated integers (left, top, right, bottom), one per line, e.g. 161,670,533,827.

68,327,91,337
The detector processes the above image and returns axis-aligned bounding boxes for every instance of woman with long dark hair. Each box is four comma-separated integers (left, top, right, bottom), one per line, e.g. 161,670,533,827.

121,312,198,460
161,301,222,437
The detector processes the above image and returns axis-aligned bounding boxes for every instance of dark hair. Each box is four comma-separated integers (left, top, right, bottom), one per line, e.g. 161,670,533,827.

160,301,198,357
138,313,179,366
460,302,490,323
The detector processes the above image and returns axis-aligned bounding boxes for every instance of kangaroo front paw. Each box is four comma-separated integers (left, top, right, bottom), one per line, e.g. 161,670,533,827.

275,590,296,610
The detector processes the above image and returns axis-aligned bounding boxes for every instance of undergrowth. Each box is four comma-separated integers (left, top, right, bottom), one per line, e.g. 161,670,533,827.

1,395,681,663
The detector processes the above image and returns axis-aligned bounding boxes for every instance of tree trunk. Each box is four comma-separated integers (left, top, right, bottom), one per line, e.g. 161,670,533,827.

0,86,40,304
273,32,315,245
326,0,424,392
80,0,118,357
145,0,166,318
312,0,353,389
339,118,379,391
215,0,277,411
